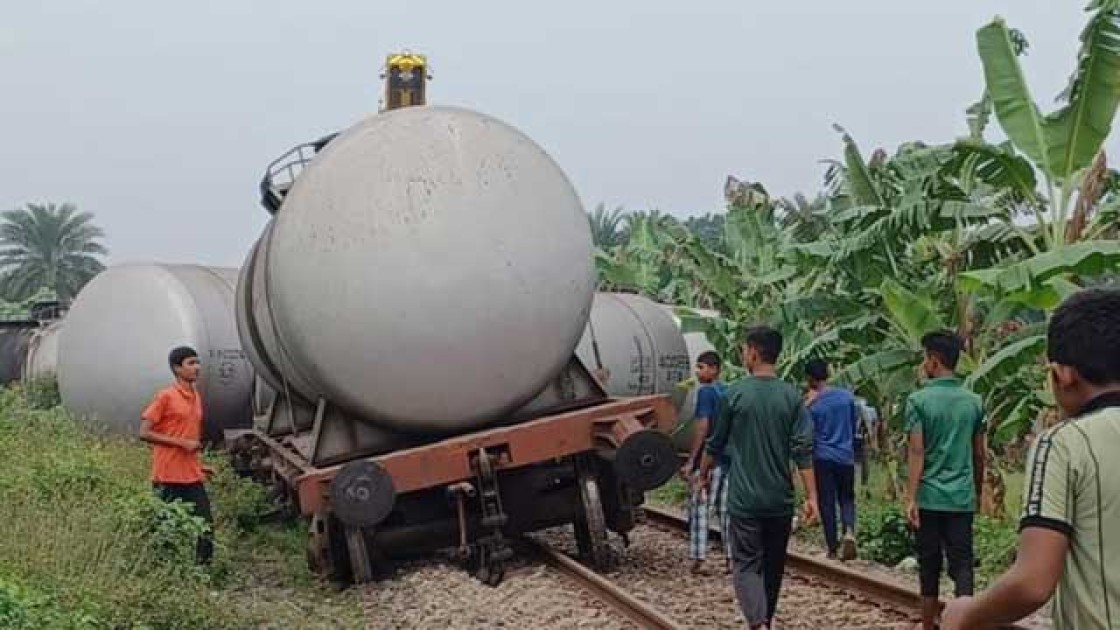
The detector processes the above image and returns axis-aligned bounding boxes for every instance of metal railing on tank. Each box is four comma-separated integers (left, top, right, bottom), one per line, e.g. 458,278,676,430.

259,132,338,214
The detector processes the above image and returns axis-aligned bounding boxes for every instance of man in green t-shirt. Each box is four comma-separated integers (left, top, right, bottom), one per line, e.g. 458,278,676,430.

698,326,817,629
904,330,986,630
942,289,1120,629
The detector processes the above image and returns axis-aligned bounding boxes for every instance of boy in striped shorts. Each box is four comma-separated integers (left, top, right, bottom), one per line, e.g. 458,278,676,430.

682,351,730,574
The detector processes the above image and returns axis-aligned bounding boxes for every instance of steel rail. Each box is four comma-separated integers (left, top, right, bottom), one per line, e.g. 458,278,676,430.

523,538,682,630
641,504,1029,630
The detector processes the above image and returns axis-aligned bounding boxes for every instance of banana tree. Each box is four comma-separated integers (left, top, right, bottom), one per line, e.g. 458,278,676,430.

907,2,1120,445
976,2,1120,249
595,1,1120,457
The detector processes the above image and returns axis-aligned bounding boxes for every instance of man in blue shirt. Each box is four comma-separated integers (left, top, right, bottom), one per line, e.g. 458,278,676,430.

804,358,859,560
681,350,729,574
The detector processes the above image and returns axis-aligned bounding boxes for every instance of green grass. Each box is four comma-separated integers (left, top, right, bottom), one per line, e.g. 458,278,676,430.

0,383,366,629
648,476,690,507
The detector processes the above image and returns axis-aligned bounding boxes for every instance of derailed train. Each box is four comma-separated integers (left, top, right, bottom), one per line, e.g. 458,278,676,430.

225,57,686,584
26,53,716,586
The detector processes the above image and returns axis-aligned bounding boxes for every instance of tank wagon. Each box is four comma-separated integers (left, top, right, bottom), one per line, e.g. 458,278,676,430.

0,296,66,386
228,55,678,586
575,292,691,412
57,264,255,443
22,319,63,382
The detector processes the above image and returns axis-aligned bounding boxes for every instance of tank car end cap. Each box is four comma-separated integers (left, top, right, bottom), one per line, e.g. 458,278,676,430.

614,430,677,492
330,460,396,528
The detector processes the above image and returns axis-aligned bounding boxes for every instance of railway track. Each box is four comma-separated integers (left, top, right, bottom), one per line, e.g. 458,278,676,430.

639,504,1031,629
364,504,1037,628
362,553,643,629
528,514,912,628
525,537,681,630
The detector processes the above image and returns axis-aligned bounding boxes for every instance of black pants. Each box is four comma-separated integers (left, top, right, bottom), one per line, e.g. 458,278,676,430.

813,459,856,554
916,509,973,598
728,514,793,627
154,482,214,564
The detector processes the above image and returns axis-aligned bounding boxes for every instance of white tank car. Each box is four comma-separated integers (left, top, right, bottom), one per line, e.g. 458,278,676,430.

57,264,254,442
237,106,596,434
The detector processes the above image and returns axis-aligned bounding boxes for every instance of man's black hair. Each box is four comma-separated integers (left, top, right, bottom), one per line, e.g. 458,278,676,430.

805,357,829,382
920,330,963,370
1048,289,1120,385
744,326,783,364
169,346,199,371
697,350,722,370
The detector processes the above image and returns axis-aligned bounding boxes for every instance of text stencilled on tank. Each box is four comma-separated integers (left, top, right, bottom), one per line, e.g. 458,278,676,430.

627,355,653,392
623,353,691,393
660,353,691,387
628,355,652,373
659,354,690,371
209,348,247,387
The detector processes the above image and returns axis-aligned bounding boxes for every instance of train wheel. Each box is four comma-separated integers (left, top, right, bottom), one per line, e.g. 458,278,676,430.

345,526,374,583
573,456,613,571
307,513,352,584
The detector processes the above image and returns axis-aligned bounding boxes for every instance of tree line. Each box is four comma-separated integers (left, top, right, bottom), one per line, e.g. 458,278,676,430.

0,202,107,318
589,2,1120,453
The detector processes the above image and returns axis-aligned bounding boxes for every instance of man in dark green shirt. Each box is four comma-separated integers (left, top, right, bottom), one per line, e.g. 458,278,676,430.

905,330,986,630
699,326,817,629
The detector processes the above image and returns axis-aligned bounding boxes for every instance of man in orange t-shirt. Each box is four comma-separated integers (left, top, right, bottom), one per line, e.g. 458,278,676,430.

140,346,214,564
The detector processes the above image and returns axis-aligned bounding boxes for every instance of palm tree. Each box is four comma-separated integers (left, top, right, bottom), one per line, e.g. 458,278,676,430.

0,203,108,301
587,203,628,250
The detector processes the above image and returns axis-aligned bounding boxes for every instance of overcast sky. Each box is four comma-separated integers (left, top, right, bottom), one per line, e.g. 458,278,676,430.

0,1,1106,268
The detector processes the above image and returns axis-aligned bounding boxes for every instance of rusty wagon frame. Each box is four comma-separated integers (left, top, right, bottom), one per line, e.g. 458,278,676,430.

227,387,678,585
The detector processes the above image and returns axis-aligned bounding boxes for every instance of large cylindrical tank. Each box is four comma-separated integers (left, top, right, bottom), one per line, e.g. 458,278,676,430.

23,319,63,380
239,106,595,434
57,264,254,442
575,293,691,411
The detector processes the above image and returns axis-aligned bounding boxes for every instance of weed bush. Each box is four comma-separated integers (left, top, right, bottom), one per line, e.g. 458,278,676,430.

0,387,250,628
648,476,691,506
0,579,32,630
208,464,273,534
21,375,61,410
0,574,101,629
858,506,915,566
975,514,1019,587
